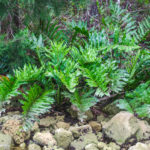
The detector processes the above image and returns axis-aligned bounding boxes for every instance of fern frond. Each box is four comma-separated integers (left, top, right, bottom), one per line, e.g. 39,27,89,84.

134,16,150,43
14,64,43,82
20,84,55,131
0,76,21,103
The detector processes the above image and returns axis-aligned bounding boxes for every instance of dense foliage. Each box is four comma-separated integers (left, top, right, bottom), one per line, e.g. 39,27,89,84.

0,0,150,130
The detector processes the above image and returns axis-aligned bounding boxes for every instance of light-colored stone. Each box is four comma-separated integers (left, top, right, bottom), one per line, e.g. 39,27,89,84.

55,128,73,149
98,142,111,150
31,122,39,132
97,132,103,141
85,143,99,150
85,110,94,121
43,145,64,150
39,116,56,127
89,121,102,132
33,132,57,146
103,111,150,145
20,142,26,149
56,122,70,130
0,133,13,150
109,142,120,150
69,124,92,138
2,119,30,144
129,142,150,150
70,133,98,150
28,143,41,150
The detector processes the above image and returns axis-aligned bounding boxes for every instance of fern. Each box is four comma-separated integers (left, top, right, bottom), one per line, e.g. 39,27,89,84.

20,84,55,131
14,64,43,82
134,16,150,44
116,81,150,118
63,88,98,121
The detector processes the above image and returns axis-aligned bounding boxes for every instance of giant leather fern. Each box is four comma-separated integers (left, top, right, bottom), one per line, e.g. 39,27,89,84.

20,84,55,131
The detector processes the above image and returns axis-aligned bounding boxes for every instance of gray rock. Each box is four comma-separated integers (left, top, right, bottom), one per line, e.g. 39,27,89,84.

108,142,120,150
89,121,102,132
55,128,73,149
2,119,30,144
70,133,98,150
98,142,111,150
39,116,56,127
28,143,41,150
56,122,70,130
0,133,13,150
69,125,92,138
33,132,57,146
103,111,150,145
85,143,99,150
128,142,150,150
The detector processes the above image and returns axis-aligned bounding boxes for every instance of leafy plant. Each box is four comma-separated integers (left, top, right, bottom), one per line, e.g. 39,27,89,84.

116,81,150,118
63,88,98,121
20,84,55,131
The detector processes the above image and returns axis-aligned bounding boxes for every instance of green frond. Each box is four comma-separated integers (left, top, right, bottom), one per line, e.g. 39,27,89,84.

134,16,150,43
0,76,21,104
20,84,55,131
14,64,43,82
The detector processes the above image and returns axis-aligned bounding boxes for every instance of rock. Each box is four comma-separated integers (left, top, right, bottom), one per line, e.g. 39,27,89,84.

55,115,65,122
89,121,102,132
67,105,78,119
0,133,13,150
108,142,120,150
128,142,150,150
31,122,39,132
56,122,70,130
69,125,92,138
103,103,121,115
2,119,30,144
70,133,98,150
20,142,26,149
55,128,73,149
33,132,57,146
98,142,111,150
39,116,57,127
85,143,99,150
43,145,64,150
103,111,150,145
97,114,110,122
28,143,41,150
97,132,103,141
85,110,94,121
136,120,150,141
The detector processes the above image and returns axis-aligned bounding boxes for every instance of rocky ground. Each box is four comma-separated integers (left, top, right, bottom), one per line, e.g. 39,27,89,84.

1,106,150,150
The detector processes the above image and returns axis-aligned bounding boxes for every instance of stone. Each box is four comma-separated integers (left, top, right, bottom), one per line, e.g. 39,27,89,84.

85,143,99,150
0,133,13,150
39,116,56,127
103,111,150,145
67,105,78,119
55,115,65,122
109,142,120,150
28,143,41,150
69,125,92,138
97,132,103,141
89,121,102,132
85,110,94,121
33,132,57,146
20,142,26,149
98,142,111,150
43,145,64,150
103,103,121,115
2,119,30,144
97,114,110,122
70,133,98,150
128,142,150,150
55,128,73,149
56,122,70,130
31,122,39,132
